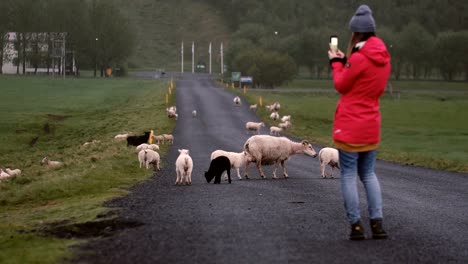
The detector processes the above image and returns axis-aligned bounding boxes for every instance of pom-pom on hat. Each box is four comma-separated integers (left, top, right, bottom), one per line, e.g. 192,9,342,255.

349,5,376,32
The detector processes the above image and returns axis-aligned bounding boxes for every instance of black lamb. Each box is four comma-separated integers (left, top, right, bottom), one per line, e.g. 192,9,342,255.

205,156,231,184
126,131,151,146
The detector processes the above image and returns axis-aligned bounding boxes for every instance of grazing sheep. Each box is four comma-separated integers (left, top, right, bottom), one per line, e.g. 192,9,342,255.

205,156,231,184
269,126,283,136
175,149,193,185
135,143,159,153
243,135,317,179
281,115,291,122
138,149,161,171
126,131,151,146
83,139,100,146
192,110,197,117
152,134,164,145
266,102,281,112
278,121,292,130
162,134,174,144
233,96,241,106
246,122,265,134
5,168,21,177
249,104,258,112
41,157,64,168
166,106,178,120
0,169,11,180
114,133,130,141
318,147,340,178
210,150,247,180
270,112,280,121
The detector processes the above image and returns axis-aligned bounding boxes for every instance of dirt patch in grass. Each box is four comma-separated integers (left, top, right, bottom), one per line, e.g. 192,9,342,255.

41,218,144,239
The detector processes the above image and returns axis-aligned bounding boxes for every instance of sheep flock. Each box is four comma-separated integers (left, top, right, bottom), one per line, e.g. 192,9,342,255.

0,92,337,187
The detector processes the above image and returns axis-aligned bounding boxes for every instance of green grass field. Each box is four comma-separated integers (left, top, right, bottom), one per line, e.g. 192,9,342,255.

0,75,175,263
236,79,468,172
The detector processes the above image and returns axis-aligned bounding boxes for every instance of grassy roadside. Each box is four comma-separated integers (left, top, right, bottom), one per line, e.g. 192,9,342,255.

227,79,468,172
0,75,176,263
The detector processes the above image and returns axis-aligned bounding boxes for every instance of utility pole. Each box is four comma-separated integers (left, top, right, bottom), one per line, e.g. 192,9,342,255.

181,42,184,73
209,42,212,74
63,34,66,79
220,42,224,74
191,41,194,73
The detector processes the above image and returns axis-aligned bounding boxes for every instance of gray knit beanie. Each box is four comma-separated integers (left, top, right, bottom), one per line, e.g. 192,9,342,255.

349,5,376,32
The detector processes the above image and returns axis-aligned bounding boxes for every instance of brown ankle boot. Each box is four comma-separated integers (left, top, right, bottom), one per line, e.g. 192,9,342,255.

370,219,388,239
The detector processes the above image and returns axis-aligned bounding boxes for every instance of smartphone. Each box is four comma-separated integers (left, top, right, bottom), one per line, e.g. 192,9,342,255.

330,35,338,52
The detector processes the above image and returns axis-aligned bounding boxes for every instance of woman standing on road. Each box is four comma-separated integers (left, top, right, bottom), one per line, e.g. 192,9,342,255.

328,4,391,240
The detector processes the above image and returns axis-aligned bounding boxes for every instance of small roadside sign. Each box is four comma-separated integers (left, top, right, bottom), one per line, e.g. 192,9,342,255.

240,76,253,83
232,72,241,81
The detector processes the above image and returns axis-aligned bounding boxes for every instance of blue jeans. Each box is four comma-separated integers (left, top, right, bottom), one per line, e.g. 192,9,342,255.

339,149,383,224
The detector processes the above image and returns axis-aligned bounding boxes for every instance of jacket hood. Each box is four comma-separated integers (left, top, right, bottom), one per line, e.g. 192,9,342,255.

359,36,390,66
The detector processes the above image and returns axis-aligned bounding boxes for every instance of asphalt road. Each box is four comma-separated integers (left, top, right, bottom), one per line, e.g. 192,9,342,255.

73,73,468,264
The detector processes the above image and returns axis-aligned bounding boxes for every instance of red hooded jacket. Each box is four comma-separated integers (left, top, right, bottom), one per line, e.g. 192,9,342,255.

330,36,391,145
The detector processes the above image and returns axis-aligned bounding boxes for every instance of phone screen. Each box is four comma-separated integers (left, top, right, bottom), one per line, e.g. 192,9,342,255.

330,36,338,51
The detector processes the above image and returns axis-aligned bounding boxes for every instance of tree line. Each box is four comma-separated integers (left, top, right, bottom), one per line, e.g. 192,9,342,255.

205,0,468,85
0,0,134,76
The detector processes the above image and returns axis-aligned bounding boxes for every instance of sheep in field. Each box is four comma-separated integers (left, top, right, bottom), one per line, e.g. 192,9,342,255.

210,150,247,180
266,102,280,112
243,135,317,179
278,121,292,130
5,168,21,177
270,112,280,121
138,149,160,171
114,133,130,141
249,104,258,112
0,169,11,180
233,96,241,106
281,115,291,122
162,134,174,144
41,157,64,168
205,156,231,184
270,126,282,136
135,143,159,153
175,149,193,185
246,121,265,134
318,147,340,178
152,134,164,145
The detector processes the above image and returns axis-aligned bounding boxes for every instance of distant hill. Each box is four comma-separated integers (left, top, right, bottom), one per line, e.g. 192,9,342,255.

117,0,231,71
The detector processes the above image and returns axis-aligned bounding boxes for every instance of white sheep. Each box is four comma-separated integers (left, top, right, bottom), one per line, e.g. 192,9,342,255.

5,168,22,177
152,134,164,145
246,121,265,134
266,102,280,112
192,110,197,117
114,133,129,141
135,143,160,153
175,149,193,185
233,96,241,106
249,104,258,112
162,134,174,144
243,135,317,179
270,112,280,121
166,109,178,120
41,157,64,168
138,149,160,171
278,121,292,130
269,126,283,136
210,150,247,180
83,139,100,146
281,115,291,122
0,169,12,180
318,147,340,178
